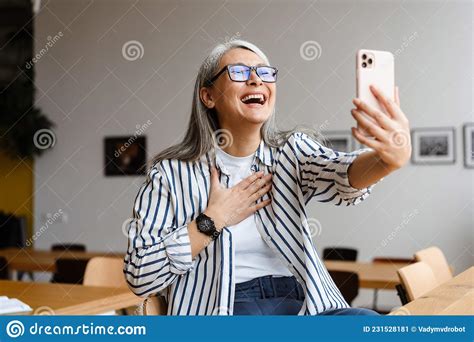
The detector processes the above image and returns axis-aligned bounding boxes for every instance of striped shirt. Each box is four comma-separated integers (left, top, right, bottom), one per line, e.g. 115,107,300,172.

123,132,376,315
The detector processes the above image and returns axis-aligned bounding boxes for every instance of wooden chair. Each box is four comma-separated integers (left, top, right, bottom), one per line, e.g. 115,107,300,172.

323,247,358,261
51,243,86,252
0,256,9,279
50,244,87,283
83,257,132,315
51,258,89,284
371,257,415,312
397,261,438,302
328,270,359,305
373,257,415,264
0,214,32,281
83,257,127,288
83,257,169,315
414,246,453,285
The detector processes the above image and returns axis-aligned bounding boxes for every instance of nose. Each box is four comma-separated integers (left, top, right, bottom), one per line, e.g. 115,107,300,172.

246,68,263,86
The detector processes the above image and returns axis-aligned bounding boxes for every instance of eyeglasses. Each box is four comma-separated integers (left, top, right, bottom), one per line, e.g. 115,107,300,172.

207,64,278,85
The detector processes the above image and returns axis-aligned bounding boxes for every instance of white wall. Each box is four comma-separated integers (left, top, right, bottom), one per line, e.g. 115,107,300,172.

33,0,473,309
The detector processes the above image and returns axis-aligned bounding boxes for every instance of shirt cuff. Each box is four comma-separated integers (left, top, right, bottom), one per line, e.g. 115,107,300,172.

334,148,381,201
163,224,194,275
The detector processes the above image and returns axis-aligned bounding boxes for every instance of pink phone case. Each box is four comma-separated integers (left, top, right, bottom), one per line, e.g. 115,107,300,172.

356,49,395,137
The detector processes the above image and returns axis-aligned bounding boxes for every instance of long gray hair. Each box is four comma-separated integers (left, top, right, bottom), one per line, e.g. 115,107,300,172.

151,39,322,165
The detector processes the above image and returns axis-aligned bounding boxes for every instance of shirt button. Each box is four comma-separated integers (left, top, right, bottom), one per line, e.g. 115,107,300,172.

265,236,272,242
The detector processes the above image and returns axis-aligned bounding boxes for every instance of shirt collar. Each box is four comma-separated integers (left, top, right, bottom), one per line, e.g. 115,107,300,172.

255,138,273,167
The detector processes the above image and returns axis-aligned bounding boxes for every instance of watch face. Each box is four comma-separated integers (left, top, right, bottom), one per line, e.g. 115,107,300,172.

201,219,213,232
198,215,214,234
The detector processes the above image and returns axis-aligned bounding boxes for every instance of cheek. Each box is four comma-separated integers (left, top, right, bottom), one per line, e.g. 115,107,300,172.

216,84,240,106
269,87,276,105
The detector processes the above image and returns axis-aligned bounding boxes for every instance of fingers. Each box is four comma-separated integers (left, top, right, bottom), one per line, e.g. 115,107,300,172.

352,127,383,150
395,86,400,106
210,165,221,188
248,182,272,203
351,109,388,142
352,98,396,131
369,84,403,119
371,84,410,126
237,170,265,190
245,173,272,194
248,198,272,214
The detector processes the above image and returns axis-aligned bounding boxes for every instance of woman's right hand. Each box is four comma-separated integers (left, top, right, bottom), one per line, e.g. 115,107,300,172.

204,166,273,230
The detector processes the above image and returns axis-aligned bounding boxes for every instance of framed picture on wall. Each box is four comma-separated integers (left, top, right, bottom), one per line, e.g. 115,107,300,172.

411,127,455,165
104,136,147,176
463,123,474,168
321,131,356,153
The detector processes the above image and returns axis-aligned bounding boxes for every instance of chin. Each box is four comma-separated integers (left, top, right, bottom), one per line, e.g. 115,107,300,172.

241,108,271,123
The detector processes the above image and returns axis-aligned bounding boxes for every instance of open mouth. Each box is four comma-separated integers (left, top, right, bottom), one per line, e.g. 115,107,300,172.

240,93,266,106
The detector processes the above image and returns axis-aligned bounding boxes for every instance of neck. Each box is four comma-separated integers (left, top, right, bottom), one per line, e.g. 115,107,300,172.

218,127,261,157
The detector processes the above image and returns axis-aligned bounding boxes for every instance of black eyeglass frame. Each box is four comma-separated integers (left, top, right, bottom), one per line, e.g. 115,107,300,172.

206,63,278,85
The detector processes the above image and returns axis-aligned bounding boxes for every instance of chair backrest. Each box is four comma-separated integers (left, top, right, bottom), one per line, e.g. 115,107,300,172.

414,246,452,285
373,257,415,264
0,213,25,248
397,261,438,302
323,247,358,261
83,257,127,288
0,256,9,279
51,243,86,252
328,270,359,305
51,258,89,284
143,296,168,315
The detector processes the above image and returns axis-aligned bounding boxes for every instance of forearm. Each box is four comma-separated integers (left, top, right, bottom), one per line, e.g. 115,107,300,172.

187,207,225,259
347,150,395,189
187,219,212,259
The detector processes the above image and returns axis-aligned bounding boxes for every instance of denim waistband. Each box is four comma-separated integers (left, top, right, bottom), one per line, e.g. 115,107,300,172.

234,275,305,301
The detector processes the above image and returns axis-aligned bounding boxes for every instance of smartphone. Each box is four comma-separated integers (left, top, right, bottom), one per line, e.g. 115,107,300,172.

356,49,395,136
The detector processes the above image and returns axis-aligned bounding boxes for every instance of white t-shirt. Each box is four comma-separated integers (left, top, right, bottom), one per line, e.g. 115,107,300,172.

215,146,293,283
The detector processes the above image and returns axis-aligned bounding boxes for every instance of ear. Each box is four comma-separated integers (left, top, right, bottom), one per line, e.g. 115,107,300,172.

200,87,215,109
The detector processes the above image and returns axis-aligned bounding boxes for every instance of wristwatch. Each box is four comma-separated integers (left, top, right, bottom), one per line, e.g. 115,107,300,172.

196,212,221,240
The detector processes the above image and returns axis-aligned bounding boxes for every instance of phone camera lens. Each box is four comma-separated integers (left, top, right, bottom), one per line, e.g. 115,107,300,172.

368,58,373,64
362,62,367,68
362,54,367,60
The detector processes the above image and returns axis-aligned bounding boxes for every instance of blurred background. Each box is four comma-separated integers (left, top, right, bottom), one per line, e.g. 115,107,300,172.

0,0,472,313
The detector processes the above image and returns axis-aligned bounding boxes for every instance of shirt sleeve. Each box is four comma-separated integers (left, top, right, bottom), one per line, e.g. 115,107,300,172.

123,162,194,297
291,132,379,206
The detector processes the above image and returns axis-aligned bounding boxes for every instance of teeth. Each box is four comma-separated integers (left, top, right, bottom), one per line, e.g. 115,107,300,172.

241,94,265,103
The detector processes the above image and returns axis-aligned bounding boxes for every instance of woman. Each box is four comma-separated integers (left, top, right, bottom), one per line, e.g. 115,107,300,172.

123,39,411,315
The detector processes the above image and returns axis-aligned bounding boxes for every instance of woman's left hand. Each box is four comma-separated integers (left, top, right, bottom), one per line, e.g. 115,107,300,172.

351,85,412,172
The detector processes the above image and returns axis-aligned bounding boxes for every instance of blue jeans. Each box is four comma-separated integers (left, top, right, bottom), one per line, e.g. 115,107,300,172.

233,275,380,316
233,275,305,315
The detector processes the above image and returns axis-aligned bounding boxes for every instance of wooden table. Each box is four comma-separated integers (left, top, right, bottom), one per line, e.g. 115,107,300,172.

389,267,474,315
0,248,124,273
0,280,141,315
325,260,410,289
2,248,408,290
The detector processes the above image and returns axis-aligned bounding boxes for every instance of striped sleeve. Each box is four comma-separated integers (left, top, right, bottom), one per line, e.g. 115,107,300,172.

292,132,377,206
123,163,194,297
